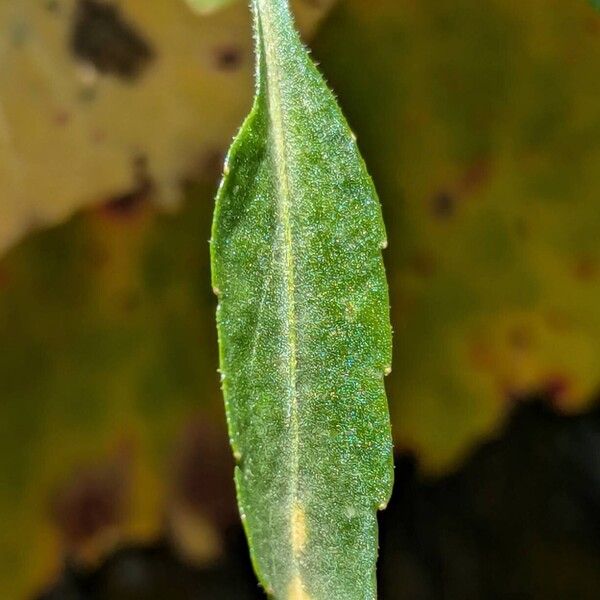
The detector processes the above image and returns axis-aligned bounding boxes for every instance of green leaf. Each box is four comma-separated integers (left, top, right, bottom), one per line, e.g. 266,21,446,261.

184,0,239,13
210,0,393,597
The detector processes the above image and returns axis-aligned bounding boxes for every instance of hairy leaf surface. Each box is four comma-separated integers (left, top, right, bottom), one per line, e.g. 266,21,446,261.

211,0,393,597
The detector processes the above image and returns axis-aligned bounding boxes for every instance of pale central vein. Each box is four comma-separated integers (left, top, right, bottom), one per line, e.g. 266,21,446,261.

257,0,302,576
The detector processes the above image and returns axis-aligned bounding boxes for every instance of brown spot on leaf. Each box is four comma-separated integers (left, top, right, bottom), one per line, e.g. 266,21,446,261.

91,128,106,143
573,256,599,282
101,156,152,219
544,374,572,407
102,189,147,217
460,158,492,194
410,251,437,277
468,338,495,372
431,191,455,219
213,45,244,71
585,15,600,36
54,110,70,126
51,457,130,551
0,267,10,289
508,325,533,351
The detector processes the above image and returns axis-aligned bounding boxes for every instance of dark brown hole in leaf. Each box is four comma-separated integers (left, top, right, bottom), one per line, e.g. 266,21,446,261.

70,0,155,80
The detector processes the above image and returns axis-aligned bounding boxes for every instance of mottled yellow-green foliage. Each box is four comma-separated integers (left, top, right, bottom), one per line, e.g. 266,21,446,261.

314,0,600,472
0,0,334,256
0,188,221,597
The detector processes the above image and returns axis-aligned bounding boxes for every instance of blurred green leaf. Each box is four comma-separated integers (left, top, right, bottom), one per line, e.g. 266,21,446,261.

211,0,393,597
0,186,226,598
314,0,600,472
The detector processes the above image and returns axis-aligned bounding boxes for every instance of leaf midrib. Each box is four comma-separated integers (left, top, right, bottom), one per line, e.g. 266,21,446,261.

256,0,302,571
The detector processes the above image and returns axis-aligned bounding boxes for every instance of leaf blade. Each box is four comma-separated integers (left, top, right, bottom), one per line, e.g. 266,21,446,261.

211,0,393,597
